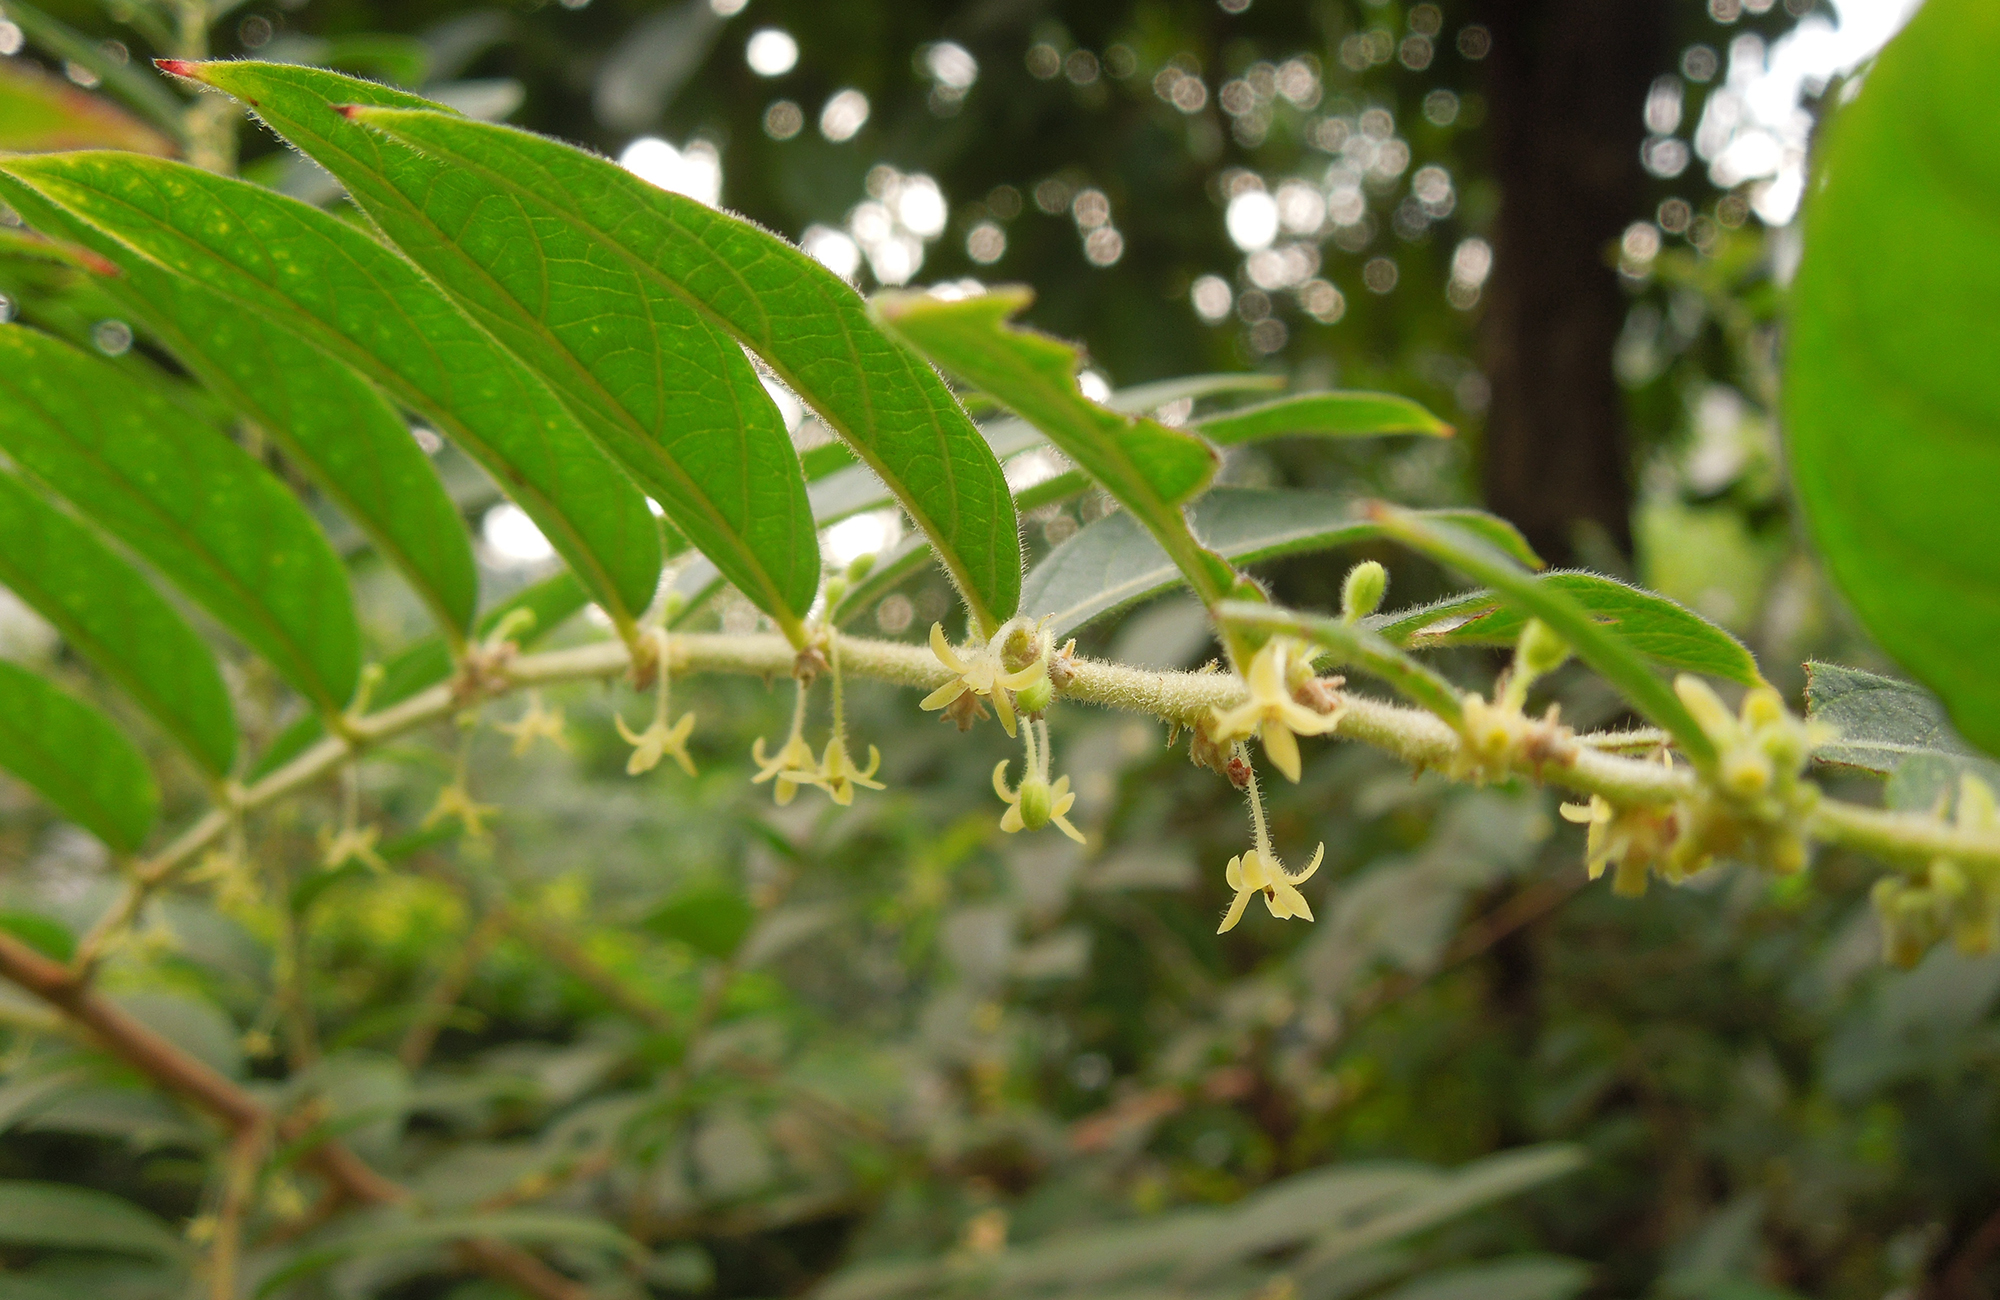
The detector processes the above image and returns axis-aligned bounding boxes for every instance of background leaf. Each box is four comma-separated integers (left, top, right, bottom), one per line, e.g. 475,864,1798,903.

0,1180,187,1261
0,59,174,155
1195,391,1454,444
0,469,235,776
0,324,360,716
1804,661,2000,810
1373,571,1762,687
0,653,162,850
1784,0,2000,753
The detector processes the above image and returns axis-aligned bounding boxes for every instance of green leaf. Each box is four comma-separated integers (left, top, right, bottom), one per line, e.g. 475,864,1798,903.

0,191,477,639
1195,391,1455,444
1219,601,1466,726
0,911,75,962
0,58,175,155
0,152,661,638
252,573,588,781
1784,0,2000,754
179,63,1017,638
1019,490,1532,638
0,470,234,776
0,1180,187,1261
644,883,757,961
1372,1258,1592,1300
1803,662,2000,808
1372,572,1762,687
268,93,819,639
0,325,360,716
875,287,1237,607
1370,506,1718,767
253,1211,639,1298
2,2,184,136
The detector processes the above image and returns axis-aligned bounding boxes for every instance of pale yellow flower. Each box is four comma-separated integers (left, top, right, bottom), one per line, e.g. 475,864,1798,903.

990,716,1085,843
751,679,828,805
819,735,885,805
497,691,570,757
617,710,696,776
1216,759,1324,933
317,822,385,872
1208,638,1341,783
920,621,1045,739
423,780,499,839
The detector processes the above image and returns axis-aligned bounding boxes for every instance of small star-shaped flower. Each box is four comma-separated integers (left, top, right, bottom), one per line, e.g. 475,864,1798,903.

1217,841,1323,934
920,622,1044,738
318,822,386,871
1208,638,1341,783
617,710,697,776
497,692,570,757
423,780,499,839
991,760,1086,843
751,730,827,805
818,735,885,805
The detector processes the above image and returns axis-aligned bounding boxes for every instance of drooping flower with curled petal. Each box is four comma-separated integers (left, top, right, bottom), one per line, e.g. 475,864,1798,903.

423,779,499,840
751,679,829,805
991,718,1085,843
819,734,884,805
498,691,570,758
1216,756,1324,933
921,622,1045,738
1208,638,1341,783
616,630,697,776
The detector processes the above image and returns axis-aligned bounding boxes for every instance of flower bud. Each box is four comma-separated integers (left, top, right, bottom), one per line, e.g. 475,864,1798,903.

1017,777,1055,830
1341,561,1387,623
1721,750,1773,798
1517,619,1571,678
1016,674,1055,716
845,551,877,583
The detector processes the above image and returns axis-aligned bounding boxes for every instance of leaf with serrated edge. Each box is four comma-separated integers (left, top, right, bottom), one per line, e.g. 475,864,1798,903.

1804,662,2000,808
876,286,1240,613
1370,572,1760,687
1196,392,1454,444
0,183,477,640
0,470,234,776
1023,490,1535,638
170,62,1013,634
0,663,157,854
313,95,817,635
0,151,660,637
0,325,360,716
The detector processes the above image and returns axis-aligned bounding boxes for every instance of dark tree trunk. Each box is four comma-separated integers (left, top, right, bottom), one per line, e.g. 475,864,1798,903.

1472,0,1668,563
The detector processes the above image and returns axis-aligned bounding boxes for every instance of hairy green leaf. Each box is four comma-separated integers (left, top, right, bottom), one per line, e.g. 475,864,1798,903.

256,85,819,636
1372,572,1761,687
1804,662,2000,810
876,287,1240,604
1784,0,2000,753
0,1180,186,1261
0,665,155,850
179,62,1017,636
0,325,359,716
252,573,589,781
0,470,234,776
1020,490,1532,638
1371,507,1718,767
0,151,661,636
0,189,478,639
1195,391,1454,444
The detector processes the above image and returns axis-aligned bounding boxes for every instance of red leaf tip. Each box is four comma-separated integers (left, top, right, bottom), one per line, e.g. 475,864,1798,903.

334,104,362,120
153,58,199,79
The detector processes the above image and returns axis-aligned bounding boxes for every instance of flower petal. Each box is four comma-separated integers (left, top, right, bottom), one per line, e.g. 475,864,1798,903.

1052,814,1086,845
1217,885,1253,934
1261,720,1302,783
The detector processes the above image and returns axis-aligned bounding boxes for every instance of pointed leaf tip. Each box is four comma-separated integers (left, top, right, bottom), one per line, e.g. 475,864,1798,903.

153,59,197,79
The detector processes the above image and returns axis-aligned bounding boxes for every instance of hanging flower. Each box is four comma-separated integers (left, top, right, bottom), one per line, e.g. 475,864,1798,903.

616,630,697,776
423,779,499,839
497,691,570,757
1217,756,1324,933
991,719,1085,843
752,678,828,804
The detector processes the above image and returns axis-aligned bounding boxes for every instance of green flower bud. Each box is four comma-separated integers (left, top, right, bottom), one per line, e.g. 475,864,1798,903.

845,551,877,583
1517,619,1571,678
1016,674,1055,716
1340,561,1387,623
1017,777,1055,830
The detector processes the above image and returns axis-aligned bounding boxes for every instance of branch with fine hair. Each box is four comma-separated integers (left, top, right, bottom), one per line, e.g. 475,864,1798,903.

0,929,586,1300
54,629,2000,968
